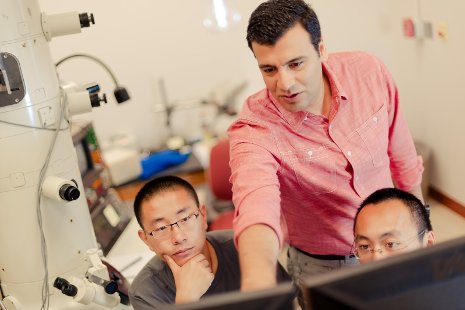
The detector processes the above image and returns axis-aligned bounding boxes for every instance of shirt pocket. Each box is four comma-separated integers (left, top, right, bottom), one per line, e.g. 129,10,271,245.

355,103,389,168
282,145,337,195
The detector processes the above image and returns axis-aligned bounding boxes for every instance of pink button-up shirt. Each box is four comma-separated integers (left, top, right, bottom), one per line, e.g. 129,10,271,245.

228,52,423,256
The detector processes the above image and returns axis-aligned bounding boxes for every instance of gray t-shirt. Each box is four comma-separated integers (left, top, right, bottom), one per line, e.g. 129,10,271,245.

129,230,291,310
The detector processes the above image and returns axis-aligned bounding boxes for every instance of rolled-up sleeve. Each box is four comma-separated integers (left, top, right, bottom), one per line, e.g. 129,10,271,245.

228,119,284,248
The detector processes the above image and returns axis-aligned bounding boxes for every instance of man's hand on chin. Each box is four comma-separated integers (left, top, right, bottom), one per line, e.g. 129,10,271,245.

165,254,214,304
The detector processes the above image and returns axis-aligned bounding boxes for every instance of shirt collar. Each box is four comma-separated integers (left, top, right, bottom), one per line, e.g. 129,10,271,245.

265,61,348,129
323,61,348,122
323,61,348,102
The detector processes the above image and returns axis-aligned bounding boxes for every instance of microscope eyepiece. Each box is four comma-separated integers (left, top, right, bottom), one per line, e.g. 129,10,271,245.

54,277,78,297
79,13,95,28
59,183,80,201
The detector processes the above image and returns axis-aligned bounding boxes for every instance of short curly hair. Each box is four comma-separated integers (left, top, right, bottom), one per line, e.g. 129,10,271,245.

246,0,321,54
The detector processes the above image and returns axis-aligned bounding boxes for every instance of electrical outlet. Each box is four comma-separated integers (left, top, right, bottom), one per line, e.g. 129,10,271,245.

38,106,55,127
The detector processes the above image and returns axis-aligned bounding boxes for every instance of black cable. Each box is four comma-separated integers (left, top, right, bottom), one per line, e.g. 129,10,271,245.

56,53,130,104
56,53,119,86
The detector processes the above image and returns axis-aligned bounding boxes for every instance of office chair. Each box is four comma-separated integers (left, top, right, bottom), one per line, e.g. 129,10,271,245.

206,138,235,231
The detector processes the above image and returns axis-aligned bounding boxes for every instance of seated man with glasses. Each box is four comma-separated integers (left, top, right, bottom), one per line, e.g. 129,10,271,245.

352,187,435,263
129,175,292,309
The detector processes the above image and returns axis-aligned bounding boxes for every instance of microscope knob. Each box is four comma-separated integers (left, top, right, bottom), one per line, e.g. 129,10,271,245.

104,281,119,294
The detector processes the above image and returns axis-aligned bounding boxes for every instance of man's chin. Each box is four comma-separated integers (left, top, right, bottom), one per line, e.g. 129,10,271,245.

174,257,188,267
173,250,197,266
281,103,305,113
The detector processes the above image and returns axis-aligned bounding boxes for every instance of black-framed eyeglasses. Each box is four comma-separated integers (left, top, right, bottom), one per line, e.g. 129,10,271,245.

146,211,200,239
352,229,427,260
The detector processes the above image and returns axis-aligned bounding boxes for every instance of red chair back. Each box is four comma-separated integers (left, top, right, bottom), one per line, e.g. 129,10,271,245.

206,138,234,231
207,138,232,200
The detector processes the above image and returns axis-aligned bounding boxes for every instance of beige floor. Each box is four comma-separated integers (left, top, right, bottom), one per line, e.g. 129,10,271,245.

429,198,465,242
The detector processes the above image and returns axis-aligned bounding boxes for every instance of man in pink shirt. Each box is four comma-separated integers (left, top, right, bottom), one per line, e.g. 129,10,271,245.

227,0,424,302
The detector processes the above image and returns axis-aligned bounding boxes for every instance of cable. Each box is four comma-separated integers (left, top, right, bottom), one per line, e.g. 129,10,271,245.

56,53,119,85
0,119,69,131
55,53,130,104
0,94,69,131
37,90,67,310
416,0,423,19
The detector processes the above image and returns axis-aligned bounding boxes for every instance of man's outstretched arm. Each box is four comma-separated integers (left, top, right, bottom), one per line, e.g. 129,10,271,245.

238,224,280,291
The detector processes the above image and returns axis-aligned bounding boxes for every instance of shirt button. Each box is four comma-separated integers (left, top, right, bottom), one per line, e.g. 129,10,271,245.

307,150,313,157
347,151,352,157
304,116,308,121
373,116,378,123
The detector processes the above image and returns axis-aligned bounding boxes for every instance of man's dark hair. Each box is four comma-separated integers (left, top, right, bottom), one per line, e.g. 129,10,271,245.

354,188,433,238
246,0,321,53
133,175,200,229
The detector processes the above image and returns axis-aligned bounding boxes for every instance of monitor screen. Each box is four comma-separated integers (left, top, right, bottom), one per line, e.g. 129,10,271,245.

164,282,295,310
303,236,465,310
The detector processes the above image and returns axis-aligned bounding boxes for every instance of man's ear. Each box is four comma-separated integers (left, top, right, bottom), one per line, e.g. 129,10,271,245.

425,231,435,247
319,40,328,62
199,204,208,230
138,229,155,251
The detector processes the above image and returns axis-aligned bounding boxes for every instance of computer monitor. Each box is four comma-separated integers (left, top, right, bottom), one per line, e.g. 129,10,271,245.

303,235,465,310
163,282,296,310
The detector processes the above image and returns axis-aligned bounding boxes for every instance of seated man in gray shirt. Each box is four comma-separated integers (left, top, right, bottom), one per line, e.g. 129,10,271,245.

129,175,291,309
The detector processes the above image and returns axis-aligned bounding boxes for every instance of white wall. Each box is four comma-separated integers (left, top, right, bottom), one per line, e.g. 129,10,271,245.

38,0,465,204
309,0,465,205
38,0,263,150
